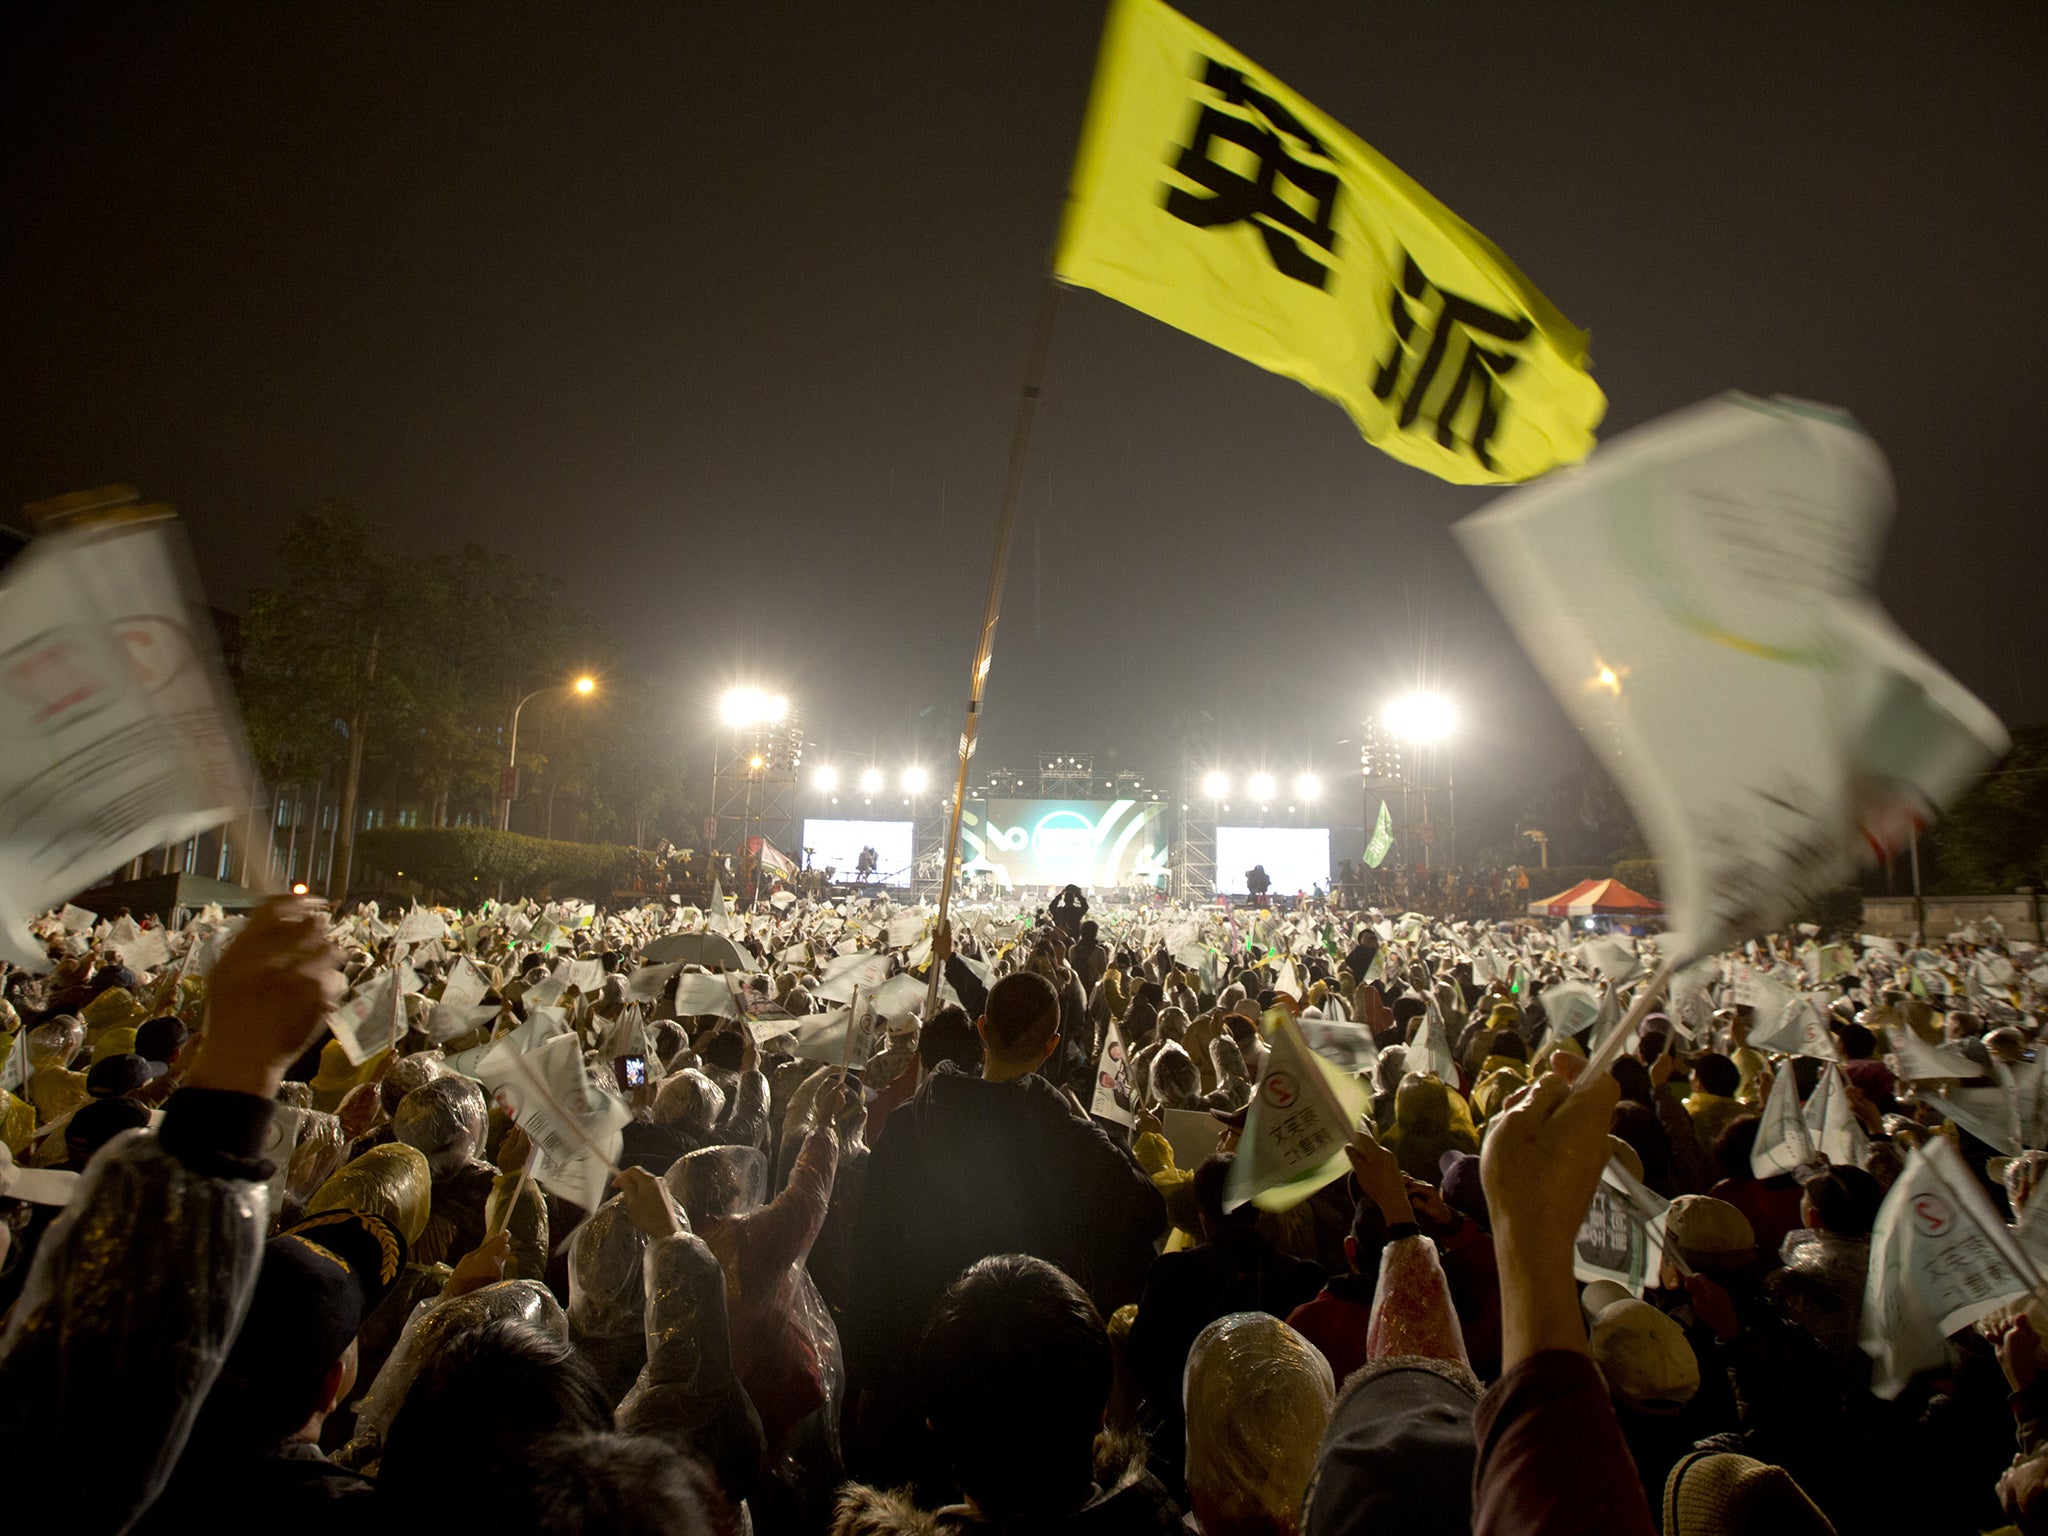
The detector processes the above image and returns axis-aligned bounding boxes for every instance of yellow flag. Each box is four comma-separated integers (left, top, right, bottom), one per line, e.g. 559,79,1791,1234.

1056,0,1605,484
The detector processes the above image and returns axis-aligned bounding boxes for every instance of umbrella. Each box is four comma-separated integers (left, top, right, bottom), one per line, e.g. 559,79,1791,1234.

642,931,749,970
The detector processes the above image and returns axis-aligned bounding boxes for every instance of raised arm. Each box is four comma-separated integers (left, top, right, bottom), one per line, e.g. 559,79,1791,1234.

0,899,342,1533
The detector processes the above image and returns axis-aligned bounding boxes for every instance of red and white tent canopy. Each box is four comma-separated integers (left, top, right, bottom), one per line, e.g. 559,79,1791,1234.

1527,877,1662,918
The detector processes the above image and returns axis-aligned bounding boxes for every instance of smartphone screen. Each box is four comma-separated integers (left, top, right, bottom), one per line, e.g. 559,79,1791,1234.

614,1054,647,1090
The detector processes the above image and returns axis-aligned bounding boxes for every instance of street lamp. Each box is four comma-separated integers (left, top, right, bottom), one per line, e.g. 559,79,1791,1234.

500,674,598,831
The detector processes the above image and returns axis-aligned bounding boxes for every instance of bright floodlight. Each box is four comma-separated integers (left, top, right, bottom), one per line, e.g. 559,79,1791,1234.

1202,770,1230,799
813,765,839,792
1248,771,1276,800
572,675,596,696
858,767,884,794
901,765,929,794
1384,691,1457,744
1295,772,1322,802
719,687,788,726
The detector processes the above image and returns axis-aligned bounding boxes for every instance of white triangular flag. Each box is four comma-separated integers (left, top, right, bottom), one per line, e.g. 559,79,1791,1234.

1862,1138,2037,1398
1750,1060,1818,1177
1226,1011,1367,1213
1803,1061,1870,1169
1410,996,1460,1085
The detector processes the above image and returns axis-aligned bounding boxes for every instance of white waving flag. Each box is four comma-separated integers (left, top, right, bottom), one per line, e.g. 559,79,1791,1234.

1456,395,2007,964
1090,1021,1135,1127
1802,1061,1870,1169
329,966,410,1066
671,972,739,1021
1863,1138,2039,1398
1886,1024,1982,1083
440,956,491,1010
1226,1011,1368,1214
1537,980,1602,1057
1410,996,1460,1085
0,514,258,970
1750,1060,1818,1178
476,1028,630,1212
815,949,892,1004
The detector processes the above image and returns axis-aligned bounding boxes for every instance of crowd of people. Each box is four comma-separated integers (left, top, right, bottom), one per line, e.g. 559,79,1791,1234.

2,883,2044,1534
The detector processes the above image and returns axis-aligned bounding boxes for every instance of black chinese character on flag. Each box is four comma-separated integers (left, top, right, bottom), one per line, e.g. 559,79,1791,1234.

1372,251,1534,472
1163,58,1339,288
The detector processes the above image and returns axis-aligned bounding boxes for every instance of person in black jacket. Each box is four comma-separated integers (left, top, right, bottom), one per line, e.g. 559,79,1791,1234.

1049,884,1089,942
1124,1154,1326,1495
845,969,1167,1487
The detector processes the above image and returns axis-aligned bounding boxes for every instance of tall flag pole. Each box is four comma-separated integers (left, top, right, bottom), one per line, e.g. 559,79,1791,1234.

923,285,1063,1016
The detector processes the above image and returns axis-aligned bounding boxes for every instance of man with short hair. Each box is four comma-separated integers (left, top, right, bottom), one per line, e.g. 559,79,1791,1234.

847,971,1166,1484
834,1254,1176,1534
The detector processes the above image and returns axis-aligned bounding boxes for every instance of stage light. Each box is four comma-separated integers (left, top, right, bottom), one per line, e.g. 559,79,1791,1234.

901,765,929,794
291,881,309,896
1248,771,1275,800
573,675,596,696
859,768,884,793
747,753,765,771
813,765,838,792
1384,690,1457,744
1203,771,1229,798
719,688,788,726
1295,773,1322,802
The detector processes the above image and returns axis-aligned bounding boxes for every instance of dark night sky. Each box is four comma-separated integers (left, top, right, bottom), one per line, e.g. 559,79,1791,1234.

4,2,2044,847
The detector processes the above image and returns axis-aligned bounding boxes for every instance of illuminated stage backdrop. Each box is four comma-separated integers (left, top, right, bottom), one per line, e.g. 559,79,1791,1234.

801,819,914,887
962,799,1171,890
1214,826,1331,896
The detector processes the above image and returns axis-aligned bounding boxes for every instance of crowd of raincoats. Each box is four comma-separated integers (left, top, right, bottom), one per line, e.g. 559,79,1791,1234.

3,890,2048,1536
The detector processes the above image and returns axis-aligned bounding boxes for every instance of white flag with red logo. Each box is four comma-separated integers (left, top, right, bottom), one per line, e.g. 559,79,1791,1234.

1226,1009,1367,1213
1862,1137,2036,1397
0,515,256,969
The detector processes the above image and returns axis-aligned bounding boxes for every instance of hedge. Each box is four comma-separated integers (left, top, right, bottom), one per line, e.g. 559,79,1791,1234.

353,827,633,902
1611,860,1660,898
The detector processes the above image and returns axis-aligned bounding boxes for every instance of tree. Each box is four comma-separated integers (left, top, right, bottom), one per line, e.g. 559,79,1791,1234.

1923,725,2048,893
1514,759,1647,867
238,503,421,896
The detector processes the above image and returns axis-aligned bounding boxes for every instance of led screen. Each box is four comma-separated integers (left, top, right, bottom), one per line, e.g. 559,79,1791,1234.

1214,826,1331,897
962,799,1171,890
800,819,914,888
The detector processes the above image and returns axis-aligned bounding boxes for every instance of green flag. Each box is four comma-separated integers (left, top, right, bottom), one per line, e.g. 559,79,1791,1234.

1363,800,1394,868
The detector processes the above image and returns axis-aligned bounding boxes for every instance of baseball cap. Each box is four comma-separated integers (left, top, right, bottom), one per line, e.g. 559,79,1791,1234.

86,1052,168,1099
65,1097,151,1165
205,1209,409,1443
134,1015,191,1064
